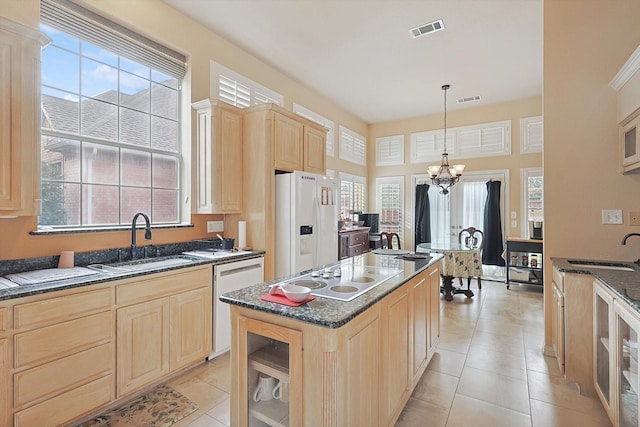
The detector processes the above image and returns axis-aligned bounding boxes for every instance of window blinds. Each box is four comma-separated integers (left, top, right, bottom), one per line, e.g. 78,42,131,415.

40,0,186,80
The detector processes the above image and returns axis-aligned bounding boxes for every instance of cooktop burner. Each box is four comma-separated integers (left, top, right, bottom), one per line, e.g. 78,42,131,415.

277,265,402,302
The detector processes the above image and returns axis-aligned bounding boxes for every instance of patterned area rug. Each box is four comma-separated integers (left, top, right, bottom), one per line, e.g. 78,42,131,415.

78,385,198,427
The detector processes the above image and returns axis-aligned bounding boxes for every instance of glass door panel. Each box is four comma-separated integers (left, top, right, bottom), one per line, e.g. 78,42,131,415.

594,289,610,406
617,307,639,427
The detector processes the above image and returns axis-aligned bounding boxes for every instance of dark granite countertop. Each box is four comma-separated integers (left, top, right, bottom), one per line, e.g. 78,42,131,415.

0,250,265,302
552,257,640,313
220,252,443,329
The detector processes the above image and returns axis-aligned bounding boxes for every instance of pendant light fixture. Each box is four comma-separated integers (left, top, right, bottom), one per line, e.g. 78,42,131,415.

427,84,465,194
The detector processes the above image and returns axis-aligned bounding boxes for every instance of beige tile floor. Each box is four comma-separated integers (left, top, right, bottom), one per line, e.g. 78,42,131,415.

165,280,612,427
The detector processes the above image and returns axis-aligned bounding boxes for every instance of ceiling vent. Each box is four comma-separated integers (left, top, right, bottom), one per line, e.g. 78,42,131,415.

409,19,445,38
457,95,482,104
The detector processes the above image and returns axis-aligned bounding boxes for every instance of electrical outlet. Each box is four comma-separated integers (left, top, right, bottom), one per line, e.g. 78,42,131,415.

511,220,517,228
602,209,623,225
631,211,640,226
207,221,224,233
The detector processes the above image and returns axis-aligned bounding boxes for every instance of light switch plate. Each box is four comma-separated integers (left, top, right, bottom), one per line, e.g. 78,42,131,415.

602,209,623,225
207,221,224,233
511,211,517,219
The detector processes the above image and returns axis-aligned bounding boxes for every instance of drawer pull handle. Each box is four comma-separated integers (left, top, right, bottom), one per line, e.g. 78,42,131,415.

219,264,262,277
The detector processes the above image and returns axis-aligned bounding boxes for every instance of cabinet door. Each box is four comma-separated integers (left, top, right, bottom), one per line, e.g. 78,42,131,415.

0,22,46,215
345,312,380,427
381,287,410,425
0,338,7,427
219,107,243,212
338,234,350,260
117,298,170,397
551,282,565,374
614,301,640,427
593,281,615,425
170,287,212,371
621,116,640,170
412,276,428,385
273,113,303,172
235,316,303,427
303,125,325,174
428,265,441,354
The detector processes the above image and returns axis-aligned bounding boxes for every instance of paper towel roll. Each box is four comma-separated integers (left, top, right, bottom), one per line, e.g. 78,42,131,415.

238,221,247,250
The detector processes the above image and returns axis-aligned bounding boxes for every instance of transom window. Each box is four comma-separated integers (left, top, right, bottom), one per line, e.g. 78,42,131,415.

39,1,185,228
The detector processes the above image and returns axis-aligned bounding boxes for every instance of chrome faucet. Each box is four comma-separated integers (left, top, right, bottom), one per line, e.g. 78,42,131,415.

131,212,152,259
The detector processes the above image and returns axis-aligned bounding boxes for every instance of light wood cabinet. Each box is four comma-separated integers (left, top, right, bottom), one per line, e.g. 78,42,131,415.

611,45,640,174
273,112,304,172
116,265,212,397
593,280,616,425
192,99,243,213
614,299,640,427
235,316,303,427
381,287,410,424
303,125,326,174
243,104,327,279
11,286,114,426
0,338,7,427
0,18,48,216
229,261,440,426
117,297,170,396
549,264,595,396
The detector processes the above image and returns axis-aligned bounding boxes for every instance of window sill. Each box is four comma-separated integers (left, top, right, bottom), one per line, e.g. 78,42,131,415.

30,223,194,236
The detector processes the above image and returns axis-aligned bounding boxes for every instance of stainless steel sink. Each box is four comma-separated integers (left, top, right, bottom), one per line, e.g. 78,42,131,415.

88,256,194,275
567,260,635,272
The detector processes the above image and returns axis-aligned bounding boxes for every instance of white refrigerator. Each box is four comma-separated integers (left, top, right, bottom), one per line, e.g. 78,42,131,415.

275,170,339,278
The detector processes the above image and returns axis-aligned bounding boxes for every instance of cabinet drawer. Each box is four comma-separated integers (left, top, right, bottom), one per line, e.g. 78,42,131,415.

553,267,564,293
116,266,211,307
14,342,113,408
14,287,112,330
348,244,364,257
14,374,112,427
348,231,367,245
14,311,112,368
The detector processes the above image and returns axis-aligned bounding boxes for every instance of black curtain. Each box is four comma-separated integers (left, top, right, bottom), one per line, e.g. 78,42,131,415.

414,184,431,250
483,180,505,266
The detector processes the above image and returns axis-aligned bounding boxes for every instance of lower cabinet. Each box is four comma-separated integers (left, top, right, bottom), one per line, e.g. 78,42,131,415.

381,287,410,424
116,267,212,397
593,280,615,425
2,264,212,426
230,261,441,427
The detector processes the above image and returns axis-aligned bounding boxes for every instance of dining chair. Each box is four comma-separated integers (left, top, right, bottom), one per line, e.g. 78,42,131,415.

458,227,484,289
381,232,401,250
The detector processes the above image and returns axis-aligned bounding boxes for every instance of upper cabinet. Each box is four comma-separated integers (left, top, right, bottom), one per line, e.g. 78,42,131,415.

610,45,640,174
272,108,326,174
0,18,48,217
192,99,243,213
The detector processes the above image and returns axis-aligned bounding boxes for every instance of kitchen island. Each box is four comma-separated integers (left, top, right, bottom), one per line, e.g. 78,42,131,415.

220,252,443,427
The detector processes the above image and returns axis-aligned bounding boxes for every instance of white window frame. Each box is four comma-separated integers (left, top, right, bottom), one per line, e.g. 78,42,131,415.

211,61,284,108
339,126,366,166
410,120,511,163
376,176,404,242
293,103,335,157
376,135,404,166
520,116,543,154
339,172,366,220
521,167,543,238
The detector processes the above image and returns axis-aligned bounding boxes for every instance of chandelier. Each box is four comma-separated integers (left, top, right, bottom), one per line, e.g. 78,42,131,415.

427,84,465,194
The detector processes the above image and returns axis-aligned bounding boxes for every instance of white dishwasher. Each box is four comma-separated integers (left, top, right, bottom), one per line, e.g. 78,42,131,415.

210,256,264,359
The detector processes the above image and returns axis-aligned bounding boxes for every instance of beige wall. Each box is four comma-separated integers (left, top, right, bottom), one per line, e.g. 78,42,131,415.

368,96,543,248
0,0,367,260
543,0,640,342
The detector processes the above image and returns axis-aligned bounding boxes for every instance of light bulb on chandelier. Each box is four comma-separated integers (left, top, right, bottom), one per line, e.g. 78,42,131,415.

427,84,465,194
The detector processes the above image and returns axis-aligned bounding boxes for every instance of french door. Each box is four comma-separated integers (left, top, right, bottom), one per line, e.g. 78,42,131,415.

413,170,508,249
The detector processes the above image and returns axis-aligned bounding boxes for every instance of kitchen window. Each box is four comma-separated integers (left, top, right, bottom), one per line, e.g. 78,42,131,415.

376,176,404,240
212,62,284,108
39,0,186,228
339,173,366,222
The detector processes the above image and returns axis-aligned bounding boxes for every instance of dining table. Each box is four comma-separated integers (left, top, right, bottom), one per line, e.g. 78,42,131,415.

416,241,483,301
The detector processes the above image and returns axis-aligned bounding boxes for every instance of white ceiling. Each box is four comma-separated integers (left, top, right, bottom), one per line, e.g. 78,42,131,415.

163,0,542,124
